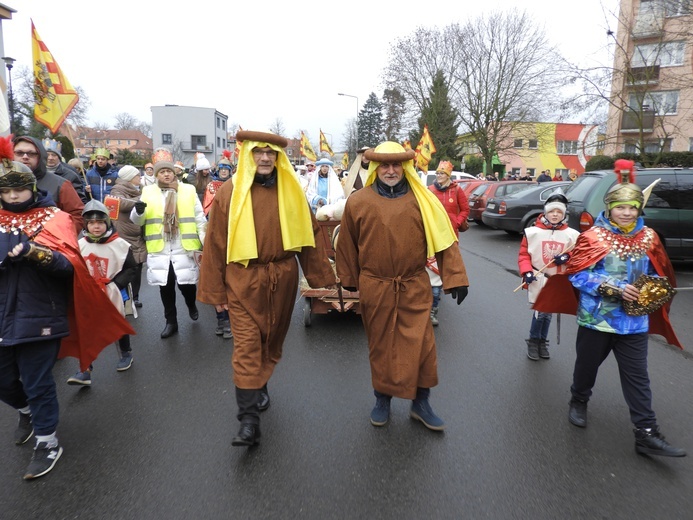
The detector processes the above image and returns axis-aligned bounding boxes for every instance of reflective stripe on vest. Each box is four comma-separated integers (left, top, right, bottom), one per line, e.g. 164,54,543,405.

140,184,201,253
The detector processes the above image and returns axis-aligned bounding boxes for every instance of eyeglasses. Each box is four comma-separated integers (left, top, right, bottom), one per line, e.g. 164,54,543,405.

14,150,39,158
252,149,278,158
145,167,154,171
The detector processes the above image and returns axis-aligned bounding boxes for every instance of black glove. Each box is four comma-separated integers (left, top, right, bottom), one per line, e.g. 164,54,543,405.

523,272,536,285
342,286,357,293
134,201,147,215
450,286,468,305
553,253,570,266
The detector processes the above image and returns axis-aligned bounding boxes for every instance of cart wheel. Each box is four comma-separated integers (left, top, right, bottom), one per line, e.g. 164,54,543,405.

303,298,312,327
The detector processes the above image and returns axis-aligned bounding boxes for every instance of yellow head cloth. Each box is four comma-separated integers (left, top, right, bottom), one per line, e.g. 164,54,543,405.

227,138,315,266
364,141,457,257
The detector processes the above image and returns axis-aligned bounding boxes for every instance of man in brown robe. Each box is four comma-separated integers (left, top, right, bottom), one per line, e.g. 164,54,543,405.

336,141,469,431
198,130,336,447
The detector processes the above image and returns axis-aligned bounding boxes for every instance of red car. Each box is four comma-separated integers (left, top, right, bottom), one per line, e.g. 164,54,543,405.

467,180,537,223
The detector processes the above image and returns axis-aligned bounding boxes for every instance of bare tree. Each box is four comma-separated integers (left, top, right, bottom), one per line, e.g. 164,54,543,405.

451,11,565,175
114,112,139,130
563,1,693,165
269,118,286,137
382,88,407,142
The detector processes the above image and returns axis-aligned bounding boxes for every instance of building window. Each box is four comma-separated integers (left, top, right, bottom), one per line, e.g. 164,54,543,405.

162,134,172,145
216,117,220,129
632,41,685,67
528,139,538,149
557,141,578,154
127,140,131,145
555,168,569,178
222,120,226,130
527,168,535,177
629,90,679,115
639,0,689,17
624,138,672,154
217,137,221,147
223,139,226,148
106,140,111,145
287,148,293,156
192,135,207,150
513,139,523,148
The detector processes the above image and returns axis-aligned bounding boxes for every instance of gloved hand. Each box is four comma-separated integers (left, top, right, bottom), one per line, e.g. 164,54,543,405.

134,201,147,214
553,253,570,266
523,272,536,285
450,286,468,305
8,241,32,261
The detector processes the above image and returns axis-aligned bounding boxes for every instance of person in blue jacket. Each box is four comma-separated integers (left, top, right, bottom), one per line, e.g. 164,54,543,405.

85,147,118,201
0,150,74,480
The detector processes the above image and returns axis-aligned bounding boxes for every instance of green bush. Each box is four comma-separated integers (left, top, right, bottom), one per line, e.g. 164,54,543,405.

585,155,614,172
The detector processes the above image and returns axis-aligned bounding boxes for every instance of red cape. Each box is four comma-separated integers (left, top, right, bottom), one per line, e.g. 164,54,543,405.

533,226,682,349
35,211,136,370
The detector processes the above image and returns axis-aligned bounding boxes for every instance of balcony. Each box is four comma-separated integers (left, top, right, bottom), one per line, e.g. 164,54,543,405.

632,11,664,39
181,142,212,152
627,65,660,86
620,110,655,133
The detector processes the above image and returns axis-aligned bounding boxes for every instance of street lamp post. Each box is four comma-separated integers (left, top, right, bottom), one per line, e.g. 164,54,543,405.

338,93,359,147
2,57,16,133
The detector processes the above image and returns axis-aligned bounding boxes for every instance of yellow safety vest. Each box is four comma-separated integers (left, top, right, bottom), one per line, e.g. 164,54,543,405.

140,184,201,253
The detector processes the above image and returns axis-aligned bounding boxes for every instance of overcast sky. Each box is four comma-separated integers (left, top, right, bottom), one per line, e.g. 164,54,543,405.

1,0,618,150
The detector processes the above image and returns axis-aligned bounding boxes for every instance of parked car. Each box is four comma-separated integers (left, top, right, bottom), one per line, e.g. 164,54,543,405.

481,182,572,234
418,171,476,186
456,179,489,197
468,181,537,223
563,168,693,261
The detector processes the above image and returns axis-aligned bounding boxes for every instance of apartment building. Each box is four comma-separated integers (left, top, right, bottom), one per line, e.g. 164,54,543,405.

604,0,693,155
151,105,228,169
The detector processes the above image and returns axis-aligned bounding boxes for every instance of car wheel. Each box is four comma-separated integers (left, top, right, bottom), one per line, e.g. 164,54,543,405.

504,229,520,235
524,216,538,229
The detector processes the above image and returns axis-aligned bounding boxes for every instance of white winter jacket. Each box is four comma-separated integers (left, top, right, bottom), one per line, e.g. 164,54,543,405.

130,189,207,286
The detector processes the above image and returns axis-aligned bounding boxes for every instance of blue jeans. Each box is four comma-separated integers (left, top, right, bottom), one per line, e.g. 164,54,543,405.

0,339,61,435
431,286,442,308
529,311,552,340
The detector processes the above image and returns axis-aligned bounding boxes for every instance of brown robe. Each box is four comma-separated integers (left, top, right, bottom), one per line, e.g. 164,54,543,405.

336,186,469,399
198,179,337,389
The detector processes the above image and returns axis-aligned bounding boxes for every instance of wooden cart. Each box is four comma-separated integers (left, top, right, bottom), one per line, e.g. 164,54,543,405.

301,220,360,326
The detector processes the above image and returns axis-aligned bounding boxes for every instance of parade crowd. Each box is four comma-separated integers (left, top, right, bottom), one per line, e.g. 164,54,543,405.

0,132,685,481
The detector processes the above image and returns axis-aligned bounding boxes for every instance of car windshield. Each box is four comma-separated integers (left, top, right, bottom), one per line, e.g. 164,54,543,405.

471,184,489,197
564,175,603,203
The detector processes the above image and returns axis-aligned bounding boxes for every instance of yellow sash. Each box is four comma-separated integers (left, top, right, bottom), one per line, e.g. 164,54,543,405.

364,151,457,257
227,140,315,266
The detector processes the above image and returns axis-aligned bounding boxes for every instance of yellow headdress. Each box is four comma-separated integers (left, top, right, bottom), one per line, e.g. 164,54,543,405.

227,131,315,266
364,141,457,257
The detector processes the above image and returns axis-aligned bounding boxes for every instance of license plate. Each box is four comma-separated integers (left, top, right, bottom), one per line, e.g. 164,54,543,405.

487,203,496,210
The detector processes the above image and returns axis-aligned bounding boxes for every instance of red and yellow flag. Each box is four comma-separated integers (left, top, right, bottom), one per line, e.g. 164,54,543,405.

414,125,436,171
319,129,334,156
341,152,349,170
402,139,412,150
300,131,317,161
32,21,79,133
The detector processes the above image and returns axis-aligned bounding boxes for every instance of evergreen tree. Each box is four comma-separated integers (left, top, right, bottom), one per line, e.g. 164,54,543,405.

411,70,460,170
358,92,384,148
382,88,406,142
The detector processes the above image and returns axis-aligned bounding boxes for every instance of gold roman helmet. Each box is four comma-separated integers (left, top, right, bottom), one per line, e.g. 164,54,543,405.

0,135,36,191
604,159,643,215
